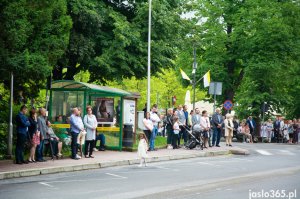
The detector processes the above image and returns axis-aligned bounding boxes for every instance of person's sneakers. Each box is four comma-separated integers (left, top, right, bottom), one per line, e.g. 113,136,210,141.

216,145,221,147
76,155,81,159
99,148,105,151
167,145,173,149
93,148,98,152
229,144,233,147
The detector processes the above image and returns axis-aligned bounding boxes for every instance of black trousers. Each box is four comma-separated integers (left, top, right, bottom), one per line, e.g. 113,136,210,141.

172,134,178,148
178,126,188,145
85,140,94,156
71,132,79,159
49,139,58,156
15,133,27,163
143,130,151,143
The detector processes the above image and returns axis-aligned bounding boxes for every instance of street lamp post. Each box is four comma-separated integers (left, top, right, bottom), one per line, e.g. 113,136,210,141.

146,0,152,112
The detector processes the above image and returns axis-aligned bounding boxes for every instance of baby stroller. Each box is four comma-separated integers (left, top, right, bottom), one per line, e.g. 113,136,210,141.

186,124,204,150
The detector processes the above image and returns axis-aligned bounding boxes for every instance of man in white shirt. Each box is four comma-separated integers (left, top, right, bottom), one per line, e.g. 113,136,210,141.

150,105,160,151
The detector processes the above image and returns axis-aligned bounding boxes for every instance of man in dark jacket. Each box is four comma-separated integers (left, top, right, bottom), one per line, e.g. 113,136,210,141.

246,116,256,138
211,108,223,147
15,105,30,164
164,108,173,149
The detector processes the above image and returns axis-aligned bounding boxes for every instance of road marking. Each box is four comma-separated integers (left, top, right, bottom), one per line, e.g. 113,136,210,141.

197,162,221,167
279,150,296,155
153,166,171,170
39,182,54,188
105,173,127,179
232,158,253,162
256,150,272,155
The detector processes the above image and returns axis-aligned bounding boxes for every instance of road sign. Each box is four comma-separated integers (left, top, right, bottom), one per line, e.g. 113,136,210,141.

209,82,222,95
223,100,233,110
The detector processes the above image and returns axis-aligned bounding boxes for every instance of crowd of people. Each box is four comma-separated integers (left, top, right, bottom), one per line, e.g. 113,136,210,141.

15,103,300,165
15,105,106,164
141,104,300,151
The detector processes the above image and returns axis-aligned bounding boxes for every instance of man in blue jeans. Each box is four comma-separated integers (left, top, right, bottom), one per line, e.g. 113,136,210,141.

95,133,106,151
211,108,223,147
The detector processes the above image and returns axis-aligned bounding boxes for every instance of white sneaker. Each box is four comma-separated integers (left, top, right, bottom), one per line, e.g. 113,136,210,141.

167,145,172,149
76,155,82,159
93,148,98,152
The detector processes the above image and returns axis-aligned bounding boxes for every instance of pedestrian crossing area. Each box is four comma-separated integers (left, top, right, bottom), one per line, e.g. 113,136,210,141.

254,149,298,156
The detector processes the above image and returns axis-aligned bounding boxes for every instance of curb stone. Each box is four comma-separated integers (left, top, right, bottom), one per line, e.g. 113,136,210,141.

0,149,249,180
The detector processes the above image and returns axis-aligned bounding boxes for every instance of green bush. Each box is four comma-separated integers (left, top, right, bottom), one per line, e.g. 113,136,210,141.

0,123,8,159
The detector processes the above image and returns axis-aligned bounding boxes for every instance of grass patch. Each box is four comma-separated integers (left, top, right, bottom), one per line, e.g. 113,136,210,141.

132,136,167,150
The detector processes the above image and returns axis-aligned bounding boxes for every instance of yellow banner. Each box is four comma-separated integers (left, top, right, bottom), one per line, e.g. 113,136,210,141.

52,124,120,132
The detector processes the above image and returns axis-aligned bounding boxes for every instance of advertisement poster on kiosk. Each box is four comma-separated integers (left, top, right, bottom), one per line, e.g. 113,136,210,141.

123,99,136,131
93,98,115,124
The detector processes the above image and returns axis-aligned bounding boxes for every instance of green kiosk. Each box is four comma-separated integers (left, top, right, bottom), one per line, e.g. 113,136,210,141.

49,80,139,151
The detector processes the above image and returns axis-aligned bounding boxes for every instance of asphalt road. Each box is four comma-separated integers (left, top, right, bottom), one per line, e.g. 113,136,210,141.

0,143,299,199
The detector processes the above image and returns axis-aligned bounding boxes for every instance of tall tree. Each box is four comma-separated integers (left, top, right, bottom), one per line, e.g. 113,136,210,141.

54,0,187,82
185,0,300,118
0,0,72,100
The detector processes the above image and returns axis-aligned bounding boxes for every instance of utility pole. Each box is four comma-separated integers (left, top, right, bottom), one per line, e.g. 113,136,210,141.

8,72,13,158
146,0,152,112
192,45,197,111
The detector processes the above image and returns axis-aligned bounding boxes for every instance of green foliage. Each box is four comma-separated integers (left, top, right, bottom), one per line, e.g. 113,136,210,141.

55,0,188,83
182,0,300,119
105,68,206,110
0,123,9,158
0,0,72,98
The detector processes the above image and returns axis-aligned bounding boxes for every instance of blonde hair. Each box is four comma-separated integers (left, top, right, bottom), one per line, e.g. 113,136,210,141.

226,113,232,119
139,132,148,143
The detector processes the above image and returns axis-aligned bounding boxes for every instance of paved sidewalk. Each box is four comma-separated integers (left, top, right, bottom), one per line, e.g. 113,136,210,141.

0,146,249,180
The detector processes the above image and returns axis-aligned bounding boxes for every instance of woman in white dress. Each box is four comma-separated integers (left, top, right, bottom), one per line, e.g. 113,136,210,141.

84,106,98,158
224,113,234,146
138,133,148,167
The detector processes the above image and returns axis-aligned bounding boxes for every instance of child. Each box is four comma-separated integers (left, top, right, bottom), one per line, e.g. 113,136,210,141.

137,133,148,167
173,117,180,149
